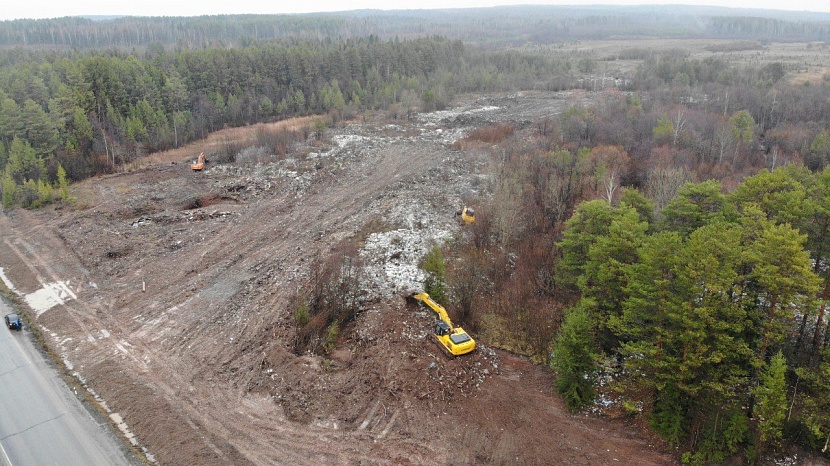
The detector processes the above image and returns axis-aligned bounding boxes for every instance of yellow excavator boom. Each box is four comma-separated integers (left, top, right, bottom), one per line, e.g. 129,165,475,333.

411,292,451,326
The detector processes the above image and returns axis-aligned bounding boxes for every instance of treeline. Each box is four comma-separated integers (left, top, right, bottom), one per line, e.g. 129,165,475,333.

1,6,829,50
707,16,830,41
3,33,830,210
0,36,471,207
0,15,359,49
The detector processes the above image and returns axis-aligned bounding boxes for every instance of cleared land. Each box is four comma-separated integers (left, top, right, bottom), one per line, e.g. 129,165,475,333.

0,90,678,465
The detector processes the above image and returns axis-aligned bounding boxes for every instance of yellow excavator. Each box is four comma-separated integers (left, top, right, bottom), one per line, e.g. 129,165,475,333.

456,206,475,224
190,152,207,171
409,291,475,356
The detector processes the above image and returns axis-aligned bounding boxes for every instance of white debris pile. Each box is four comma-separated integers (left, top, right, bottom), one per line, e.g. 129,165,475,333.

587,356,643,415
360,225,452,298
331,134,370,148
417,105,500,126
211,161,313,196
773,455,800,466
414,105,502,145
358,198,455,300
308,134,372,160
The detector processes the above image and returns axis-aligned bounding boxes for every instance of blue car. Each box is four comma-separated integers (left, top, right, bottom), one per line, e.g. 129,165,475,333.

4,313,21,330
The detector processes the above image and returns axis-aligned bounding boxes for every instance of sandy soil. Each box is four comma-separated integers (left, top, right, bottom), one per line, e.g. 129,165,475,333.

0,92,676,465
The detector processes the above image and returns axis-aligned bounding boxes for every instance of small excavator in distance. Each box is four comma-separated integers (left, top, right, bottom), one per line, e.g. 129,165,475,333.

409,291,475,356
190,152,207,171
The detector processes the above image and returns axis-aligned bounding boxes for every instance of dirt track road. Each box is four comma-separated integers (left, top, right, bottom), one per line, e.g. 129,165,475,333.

0,93,676,465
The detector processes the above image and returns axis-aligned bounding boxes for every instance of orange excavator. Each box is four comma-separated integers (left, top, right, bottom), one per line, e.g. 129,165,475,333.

190,152,207,171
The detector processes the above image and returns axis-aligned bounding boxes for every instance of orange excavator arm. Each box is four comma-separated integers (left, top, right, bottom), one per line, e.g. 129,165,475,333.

190,152,207,171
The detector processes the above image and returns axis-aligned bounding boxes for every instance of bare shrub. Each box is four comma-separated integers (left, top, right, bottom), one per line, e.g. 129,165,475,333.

236,146,271,166
211,137,242,164
255,126,303,158
291,241,363,355
447,246,489,330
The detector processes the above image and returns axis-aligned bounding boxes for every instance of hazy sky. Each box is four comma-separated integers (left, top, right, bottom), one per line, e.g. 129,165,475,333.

3,0,829,21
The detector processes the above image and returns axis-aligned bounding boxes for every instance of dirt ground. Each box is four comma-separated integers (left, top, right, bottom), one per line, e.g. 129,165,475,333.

0,92,676,465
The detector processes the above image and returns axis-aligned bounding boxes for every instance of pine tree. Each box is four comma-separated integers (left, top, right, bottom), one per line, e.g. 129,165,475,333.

582,205,647,349
21,98,59,157
619,187,655,226
753,351,788,453
1,171,16,208
421,246,447,305
652,115,674,146
57,164,69,201
730,166,812,229
660,179,727,236
550,302,596,412
556,199,616,292
5,137,45,185
748,222,819,362
729,110,755,162
796,349,830,453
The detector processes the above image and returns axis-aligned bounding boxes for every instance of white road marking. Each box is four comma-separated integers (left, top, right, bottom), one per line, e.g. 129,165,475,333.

0,436,12,466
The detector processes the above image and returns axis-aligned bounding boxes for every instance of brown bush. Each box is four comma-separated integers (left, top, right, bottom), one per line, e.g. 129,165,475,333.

255,125,304,158
466,123,516,144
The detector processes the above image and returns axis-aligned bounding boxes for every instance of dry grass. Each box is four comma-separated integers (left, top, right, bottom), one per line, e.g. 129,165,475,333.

451,123,516,150
467,123,516,143
143,116,317,167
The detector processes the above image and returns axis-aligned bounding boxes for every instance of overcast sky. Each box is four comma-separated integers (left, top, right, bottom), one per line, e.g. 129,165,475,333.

2,1,829,21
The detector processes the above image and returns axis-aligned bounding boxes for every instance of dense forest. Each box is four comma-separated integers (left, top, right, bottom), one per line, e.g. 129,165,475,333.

1,6,829,49
2,6,830,462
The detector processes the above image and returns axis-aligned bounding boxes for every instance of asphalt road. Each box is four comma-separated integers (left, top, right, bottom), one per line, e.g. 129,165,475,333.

0,298,133,466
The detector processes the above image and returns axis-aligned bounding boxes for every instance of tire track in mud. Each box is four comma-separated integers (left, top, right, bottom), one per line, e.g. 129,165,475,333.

1,234,99,345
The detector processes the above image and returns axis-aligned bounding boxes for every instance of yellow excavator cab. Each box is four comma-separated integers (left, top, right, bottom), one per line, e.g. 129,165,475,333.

460,206,475,224
190,152,207,171
409,291,475,356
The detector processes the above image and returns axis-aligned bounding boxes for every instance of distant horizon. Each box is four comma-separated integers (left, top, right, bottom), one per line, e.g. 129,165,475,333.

3,1,829,21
